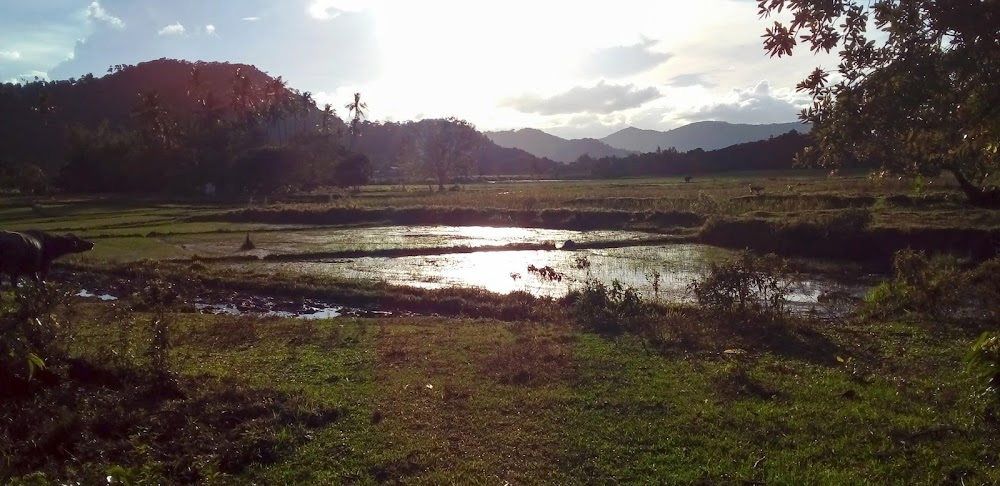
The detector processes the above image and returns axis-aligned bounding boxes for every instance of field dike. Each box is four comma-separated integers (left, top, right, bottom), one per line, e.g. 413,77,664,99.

186,204,996,263
186,206,706,232
700,216,1000,261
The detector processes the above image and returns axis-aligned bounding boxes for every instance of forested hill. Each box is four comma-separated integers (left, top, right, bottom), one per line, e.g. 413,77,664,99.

0,58,321,170
566,130,811,178
0,58,555,180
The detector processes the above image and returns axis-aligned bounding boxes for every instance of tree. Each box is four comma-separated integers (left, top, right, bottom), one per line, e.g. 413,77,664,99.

419,118,483,191
132,91,170,146
757,0,1000,205
344,92,368,150
334,152,372,191
320,103,337,135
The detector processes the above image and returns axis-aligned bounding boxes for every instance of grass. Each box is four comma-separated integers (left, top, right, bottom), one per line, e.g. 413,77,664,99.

5,299,997,483
4,171,1000,483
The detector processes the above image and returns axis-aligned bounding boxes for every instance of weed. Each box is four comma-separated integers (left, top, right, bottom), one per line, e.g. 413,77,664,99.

0,284,75,388
688,251,792,324
861,249,965,320
566,280,649,334
966,332,1000,402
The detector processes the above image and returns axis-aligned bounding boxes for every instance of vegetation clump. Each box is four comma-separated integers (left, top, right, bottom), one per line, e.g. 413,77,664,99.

862,249,966,320
688,251,792,324
566,280,649,334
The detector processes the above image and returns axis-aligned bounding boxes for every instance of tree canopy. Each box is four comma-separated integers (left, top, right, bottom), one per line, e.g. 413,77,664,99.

758,0,1000,204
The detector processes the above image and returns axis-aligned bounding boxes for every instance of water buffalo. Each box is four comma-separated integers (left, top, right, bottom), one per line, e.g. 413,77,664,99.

0,230,93,287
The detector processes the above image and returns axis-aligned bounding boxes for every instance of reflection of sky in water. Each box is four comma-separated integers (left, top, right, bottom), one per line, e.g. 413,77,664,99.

270,244,868,306
176,225,662,256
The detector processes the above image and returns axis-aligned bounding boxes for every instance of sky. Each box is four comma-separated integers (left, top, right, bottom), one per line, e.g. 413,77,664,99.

0,0,839,139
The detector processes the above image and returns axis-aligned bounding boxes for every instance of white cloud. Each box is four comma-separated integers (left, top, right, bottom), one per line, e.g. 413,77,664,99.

85,2,125,29
680,80,809,124
205,25,216,35
241,16,261,22
0,51,21,60
14,70,49,83
504,82,662,116
308,0,368,20
158,23,186,36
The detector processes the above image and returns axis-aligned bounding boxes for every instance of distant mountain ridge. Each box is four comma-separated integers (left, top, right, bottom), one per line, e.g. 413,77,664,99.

486,121,809,162
484,128,634,163
601,121,809,154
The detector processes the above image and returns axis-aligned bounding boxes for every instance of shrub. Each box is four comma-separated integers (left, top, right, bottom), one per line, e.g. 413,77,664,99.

127,279,183,378
0,285,74,384
566,280,649,334
688,251,792,323
861,249,965,319
967,257,1000,320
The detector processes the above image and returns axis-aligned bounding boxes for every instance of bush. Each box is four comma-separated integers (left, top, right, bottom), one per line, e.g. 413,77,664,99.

566,280,649,334
0,285,74,384
688,251,792,323
861,249,965,319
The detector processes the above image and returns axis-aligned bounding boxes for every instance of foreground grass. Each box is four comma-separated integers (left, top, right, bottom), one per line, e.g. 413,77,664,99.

5,297,997,484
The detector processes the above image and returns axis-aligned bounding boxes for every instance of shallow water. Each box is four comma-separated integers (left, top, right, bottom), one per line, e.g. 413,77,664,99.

168,225,665,257
250,243,870,310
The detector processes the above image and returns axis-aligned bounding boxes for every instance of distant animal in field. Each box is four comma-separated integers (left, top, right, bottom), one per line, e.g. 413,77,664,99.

684,176,693,183
748,184,765,195
0,230,93,287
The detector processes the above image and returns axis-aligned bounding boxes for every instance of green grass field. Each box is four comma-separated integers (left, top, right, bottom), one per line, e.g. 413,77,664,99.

2,172,999,484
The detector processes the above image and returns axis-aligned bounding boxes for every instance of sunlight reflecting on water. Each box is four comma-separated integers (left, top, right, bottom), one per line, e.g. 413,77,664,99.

263,244,867,307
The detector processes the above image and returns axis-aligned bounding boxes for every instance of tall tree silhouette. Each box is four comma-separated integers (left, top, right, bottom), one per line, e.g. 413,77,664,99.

299,91,315,135
132,91,169,146
266,76,289,144
344,92,367,150
320,103,337,135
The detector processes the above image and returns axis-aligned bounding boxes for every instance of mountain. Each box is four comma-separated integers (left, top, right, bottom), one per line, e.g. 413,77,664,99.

485,128,634,163
0,58,318,171
0,58,553,178
600,121,809,154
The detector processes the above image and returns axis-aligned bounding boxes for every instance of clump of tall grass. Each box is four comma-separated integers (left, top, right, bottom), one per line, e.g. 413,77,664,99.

688,251,793,325
861,249,965,320
565,280,650,334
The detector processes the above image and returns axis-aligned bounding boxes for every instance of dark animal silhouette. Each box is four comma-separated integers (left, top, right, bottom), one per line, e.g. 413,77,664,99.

0,230,93,286
684,176,693,183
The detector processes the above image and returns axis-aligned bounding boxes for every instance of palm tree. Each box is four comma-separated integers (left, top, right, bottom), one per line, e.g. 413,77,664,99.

320,104,336,134
344,92,367,150
265,76,289,144
300,91,315,134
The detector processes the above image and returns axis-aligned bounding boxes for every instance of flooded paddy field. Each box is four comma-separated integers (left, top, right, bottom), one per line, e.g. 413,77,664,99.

73,224,879,315
162,225,670,258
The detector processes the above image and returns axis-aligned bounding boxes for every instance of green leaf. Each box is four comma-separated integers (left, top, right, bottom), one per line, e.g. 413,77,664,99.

26,353,45,380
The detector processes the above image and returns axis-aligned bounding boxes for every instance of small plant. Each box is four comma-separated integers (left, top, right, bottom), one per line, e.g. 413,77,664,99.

240,233,256,251
647,269,662,301
527,264,564,282
567,279,648,334
129,279,183,378
965,332,1000,401
0,284,74,384
688,251,793,324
